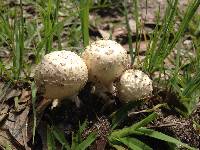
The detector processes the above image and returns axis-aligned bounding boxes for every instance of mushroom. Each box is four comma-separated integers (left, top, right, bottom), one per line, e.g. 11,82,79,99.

117,69,153,102
34,50,88,106
82,40,129,94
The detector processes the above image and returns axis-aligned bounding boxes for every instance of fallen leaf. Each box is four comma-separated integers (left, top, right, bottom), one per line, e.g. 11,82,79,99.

0,128,25,150
5,89,21,102
15,103,29,113
98,28,110,40
19,89,31,103
4,106,30,147
14,89,31,112
0,104,9,123
128,19,136,33
112,26,127,40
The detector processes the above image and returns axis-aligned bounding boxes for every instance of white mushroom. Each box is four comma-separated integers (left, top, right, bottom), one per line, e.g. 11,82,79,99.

34,50,88,100
117,69,153,102
82,40,129,93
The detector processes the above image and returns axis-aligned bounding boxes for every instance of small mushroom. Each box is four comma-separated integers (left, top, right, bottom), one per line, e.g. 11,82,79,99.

117,69,153,102
82,40,129,93
34,50,88,100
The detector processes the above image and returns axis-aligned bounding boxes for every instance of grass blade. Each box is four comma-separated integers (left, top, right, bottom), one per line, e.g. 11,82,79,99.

111,144,126,150
51,125,71,150
134,127,196,150
78,120,88,142
133,0,140,64
144,0,200,73
79,0,90,48
31,82,37,144
116,137,152,150
124,0,134,65
76,132,97,150
19,0,24,73
111,101,141,130
47,125,56,150
110,112,157,139
167,0,200,54
71,132,78,150
5,143,12,150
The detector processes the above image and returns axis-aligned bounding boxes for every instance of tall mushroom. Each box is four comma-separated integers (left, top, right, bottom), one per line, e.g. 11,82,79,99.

82,40,129,94
117,69,153,102
34,50,88,106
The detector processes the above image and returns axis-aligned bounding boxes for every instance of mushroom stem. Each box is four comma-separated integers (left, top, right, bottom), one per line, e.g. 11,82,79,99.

91,83,116,110
51,99,59,109
70,95,82,108
106,82,117,96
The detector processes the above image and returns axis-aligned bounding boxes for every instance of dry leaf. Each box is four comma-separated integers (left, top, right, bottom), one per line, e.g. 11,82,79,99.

5,89,21,102
4,107,30,147
0,104,9,123
98,29,110,40
19,90,31,103
0,128,25,150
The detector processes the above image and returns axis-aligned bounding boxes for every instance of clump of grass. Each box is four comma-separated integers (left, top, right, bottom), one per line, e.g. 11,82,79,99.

139,0,200,116
0,0,24,80
46,120,97,150
143,0,200,73
35,0,63,63
13,0,24,79
108,104,196,150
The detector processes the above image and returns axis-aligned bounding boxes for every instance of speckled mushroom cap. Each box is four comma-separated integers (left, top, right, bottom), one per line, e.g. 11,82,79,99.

82,40,128,88
117,69,153,102
34,50,88,99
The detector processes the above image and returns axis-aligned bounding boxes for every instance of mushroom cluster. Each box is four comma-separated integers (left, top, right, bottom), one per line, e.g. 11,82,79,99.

34,40,153,104
81,39,153,102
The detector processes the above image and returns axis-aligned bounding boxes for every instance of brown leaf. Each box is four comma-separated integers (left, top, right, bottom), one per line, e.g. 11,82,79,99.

112,26,127,40
4,106,30,147
0,104,9,123
98,29,110,40
0,128,25,150
5,89,21,102
0,129,17,150
19,89,31,103
14,89,31,113
15,102,29,113
128,19,136,33
123,41,148,54
12,89,31,112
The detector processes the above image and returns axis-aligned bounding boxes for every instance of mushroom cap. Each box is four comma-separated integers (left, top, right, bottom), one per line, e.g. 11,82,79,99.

117,69,153,102
82,40,128,87
34,50,88,99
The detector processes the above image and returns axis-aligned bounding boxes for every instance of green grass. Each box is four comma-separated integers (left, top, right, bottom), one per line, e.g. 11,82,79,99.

109,109,196,150
46,120,97,150
31,81,37,144
35,0,64,62
141,0,200,116
79,0,91,48
124,0,134,65
143,0,200,73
